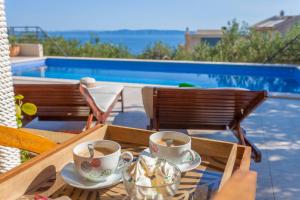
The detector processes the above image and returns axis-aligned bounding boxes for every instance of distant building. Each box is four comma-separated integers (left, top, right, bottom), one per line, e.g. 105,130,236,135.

185,11,300,51
252,11,300,36
185,28,223,51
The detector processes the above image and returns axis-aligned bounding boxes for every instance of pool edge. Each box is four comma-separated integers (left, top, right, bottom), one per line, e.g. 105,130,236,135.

11,56,300,69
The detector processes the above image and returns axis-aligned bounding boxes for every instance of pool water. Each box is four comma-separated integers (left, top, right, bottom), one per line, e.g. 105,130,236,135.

12,58,300,94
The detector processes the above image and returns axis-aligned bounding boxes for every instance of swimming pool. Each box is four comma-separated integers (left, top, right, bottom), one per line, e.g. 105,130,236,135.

12,57,300,94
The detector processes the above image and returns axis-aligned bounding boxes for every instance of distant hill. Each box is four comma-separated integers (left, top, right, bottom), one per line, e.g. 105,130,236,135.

47,29,185,54
47,29,185,35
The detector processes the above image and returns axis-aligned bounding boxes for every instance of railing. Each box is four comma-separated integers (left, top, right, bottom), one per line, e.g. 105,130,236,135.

7,26,68,56
264,32,300,63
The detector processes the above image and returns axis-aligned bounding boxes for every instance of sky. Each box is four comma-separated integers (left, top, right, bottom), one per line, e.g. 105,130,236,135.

5,0,300,31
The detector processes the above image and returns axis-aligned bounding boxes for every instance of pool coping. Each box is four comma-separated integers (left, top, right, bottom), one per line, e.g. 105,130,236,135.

13,76,300,100
11,56,47,64
11,56,300,69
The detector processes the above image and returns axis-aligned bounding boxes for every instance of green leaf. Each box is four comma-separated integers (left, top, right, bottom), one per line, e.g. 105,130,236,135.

15,104,22,117
21,150,31,163
15,94,24,100
21,103,37,116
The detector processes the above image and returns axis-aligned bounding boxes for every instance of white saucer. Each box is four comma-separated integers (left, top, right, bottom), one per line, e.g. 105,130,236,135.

60,162,122,190
141,148,201,173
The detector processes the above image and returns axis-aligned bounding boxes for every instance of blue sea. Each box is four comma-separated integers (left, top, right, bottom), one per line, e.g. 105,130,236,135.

48,30,185,55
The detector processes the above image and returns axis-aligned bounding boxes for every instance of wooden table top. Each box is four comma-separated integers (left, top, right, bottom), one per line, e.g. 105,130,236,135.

23,142,222,200
0,125,255,200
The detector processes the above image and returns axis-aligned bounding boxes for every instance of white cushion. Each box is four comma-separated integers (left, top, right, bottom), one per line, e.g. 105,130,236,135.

80,77,96,84
88,85,123,95
89,93,116,112
88,85,123,112
141,87,154,118
80,77,97,88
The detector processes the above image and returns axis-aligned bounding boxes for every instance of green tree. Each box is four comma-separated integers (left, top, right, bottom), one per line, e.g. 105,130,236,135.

272,24,300,64
139,42,174,60
190,19,300,64
173,45,193,60
9,22,300,64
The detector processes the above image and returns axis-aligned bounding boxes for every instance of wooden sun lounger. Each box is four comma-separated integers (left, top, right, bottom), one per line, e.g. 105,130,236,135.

142,87,267,162
14,84,90,125
14,83,124,129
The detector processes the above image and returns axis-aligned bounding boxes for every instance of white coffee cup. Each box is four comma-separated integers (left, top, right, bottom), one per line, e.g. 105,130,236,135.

149,131,195,165
73,140,133,182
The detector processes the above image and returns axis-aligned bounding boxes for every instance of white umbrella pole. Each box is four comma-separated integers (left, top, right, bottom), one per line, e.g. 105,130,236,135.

0,0,21,173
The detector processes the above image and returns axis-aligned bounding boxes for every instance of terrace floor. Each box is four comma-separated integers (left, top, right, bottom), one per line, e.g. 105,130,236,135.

25,86,300,200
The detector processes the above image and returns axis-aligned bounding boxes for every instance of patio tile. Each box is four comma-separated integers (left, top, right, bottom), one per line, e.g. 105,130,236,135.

245,98,300,200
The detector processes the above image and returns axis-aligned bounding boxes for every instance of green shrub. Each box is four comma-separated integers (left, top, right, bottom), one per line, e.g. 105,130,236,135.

139,41,174,60
9,21,300,64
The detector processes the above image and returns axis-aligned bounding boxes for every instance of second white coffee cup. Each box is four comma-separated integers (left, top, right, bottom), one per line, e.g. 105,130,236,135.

149,131,195,165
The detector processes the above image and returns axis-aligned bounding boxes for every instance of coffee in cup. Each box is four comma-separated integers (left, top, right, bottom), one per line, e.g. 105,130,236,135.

155,138,186,147
77,146,114,157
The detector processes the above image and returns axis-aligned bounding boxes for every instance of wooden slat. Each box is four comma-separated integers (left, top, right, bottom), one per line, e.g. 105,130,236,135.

237,146,252,171
157,107,238,112
106,125,153,146
158,104,244,109
219,144,237,190
158,110,235,116
158,96,255,100
191,135,235,160
159,118,233,123
0,126,56,153
158,112,236,117
159,119,234,124
39,107,89,111
37,111,89,116
160,121,229,125
159,124,227,130
158,102,248,107
158,89,262,95
21,128,75,144
14,83,90,121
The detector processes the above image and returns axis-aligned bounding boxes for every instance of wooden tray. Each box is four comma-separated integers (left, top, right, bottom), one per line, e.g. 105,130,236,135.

0,125,251,200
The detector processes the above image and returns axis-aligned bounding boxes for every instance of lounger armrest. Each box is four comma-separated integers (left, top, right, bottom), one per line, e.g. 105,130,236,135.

141,87,154,118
